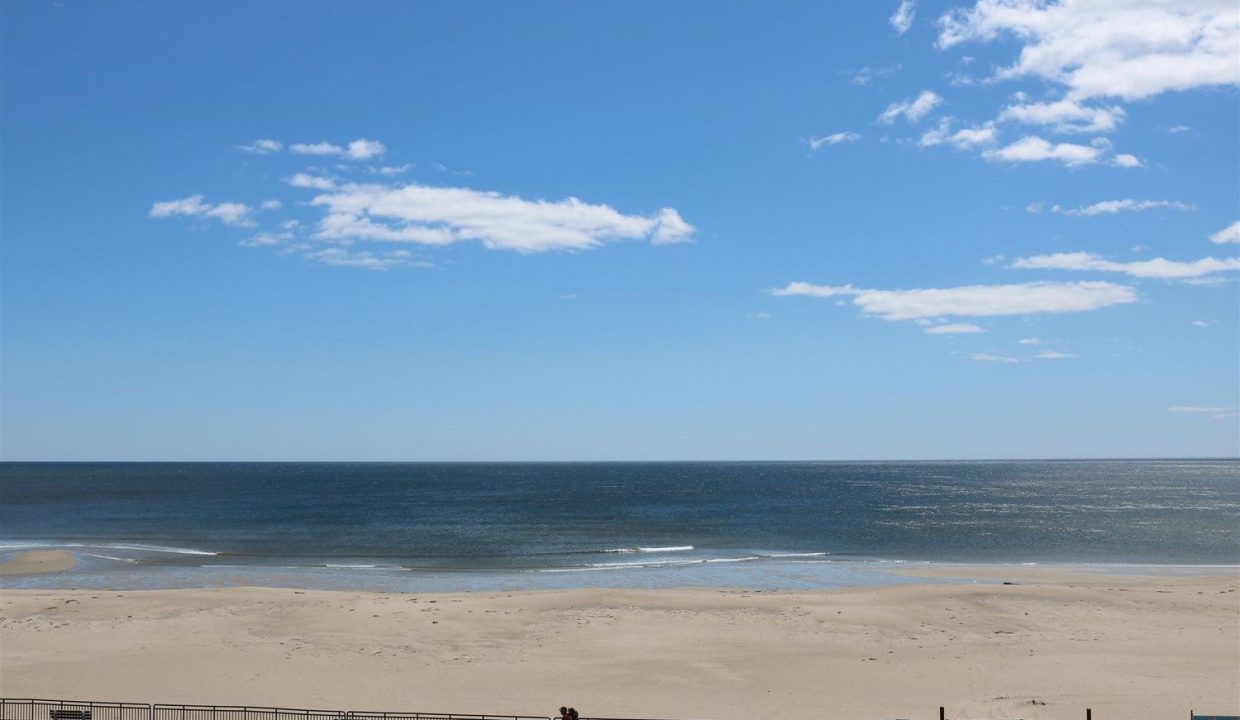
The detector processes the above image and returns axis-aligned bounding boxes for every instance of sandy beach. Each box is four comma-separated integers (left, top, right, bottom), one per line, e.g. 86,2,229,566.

1,561,1236,720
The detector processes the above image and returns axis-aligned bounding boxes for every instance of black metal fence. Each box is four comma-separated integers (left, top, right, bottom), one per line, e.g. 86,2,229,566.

1,703,556,720
0,700,150,720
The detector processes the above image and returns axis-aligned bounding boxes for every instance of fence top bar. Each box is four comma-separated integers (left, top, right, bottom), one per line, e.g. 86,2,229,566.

349,708,548,713
2,699,150,708
153,706,345,715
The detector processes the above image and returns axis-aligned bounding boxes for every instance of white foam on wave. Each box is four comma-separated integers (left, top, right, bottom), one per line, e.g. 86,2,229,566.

79,553,138,563
768,552,829,558
602,545,695,554
583,555,762,570
0,541,217,556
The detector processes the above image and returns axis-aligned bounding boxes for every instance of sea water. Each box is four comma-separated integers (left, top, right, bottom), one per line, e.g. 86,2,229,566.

1,461,1237,591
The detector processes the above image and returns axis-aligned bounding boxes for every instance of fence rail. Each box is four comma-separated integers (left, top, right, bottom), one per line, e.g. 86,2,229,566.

0,700,151,720
1,704,550,720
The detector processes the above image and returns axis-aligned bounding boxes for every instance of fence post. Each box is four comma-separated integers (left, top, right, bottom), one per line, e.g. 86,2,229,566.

940,707,945,720
1086,708,1091,720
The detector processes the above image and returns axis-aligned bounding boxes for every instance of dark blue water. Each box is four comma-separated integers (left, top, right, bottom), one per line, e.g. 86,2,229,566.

2,461,1237,590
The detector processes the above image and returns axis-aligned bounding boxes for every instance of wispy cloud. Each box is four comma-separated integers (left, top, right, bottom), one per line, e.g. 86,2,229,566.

1034,350,1077,360
982,136,1103,167
970,352,1018,363
149,195,254,227
878,90,943,124
290,138,387,160
1191,320,1212,328
809,132,862,150
240,231,293,248
236,138,283,154
890,0,917,35
307,182,695,253
998,99,1124,134
1168,405,1237,419
919,118,996,148
1052,199,1193,217
1012,252,1240,279
923,322,985,334
150,140,695,270
1016,337,1041,345
289,141,343,157
287,173,337,191
843,64,901,86
372,164,413,176
772,280,1136,321
1209,220,1240,244
307,247,429,271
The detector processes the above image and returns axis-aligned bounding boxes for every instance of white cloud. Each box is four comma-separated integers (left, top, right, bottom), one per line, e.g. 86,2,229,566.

809,132,862,150
260,199,282,210
1168,405,1236,415
920,118,997,148
844,64,902,86
924,322,986,334
290,141,344,156
307,247,425,271
998,99,1125,134
650,208,695,245
983,135,1103,166
1052,199,1193,217
236,139,283,154
878,90,943,123
1191,320,1212,327
891,0,917,34
772,280,1136,321
1025,202,1044,214
1016,337,1042,345
771,282,861,298
1034,350,1077,359
1112,153,1142,168
305,182,695,253
149,194,254,227
1167,124,1191,133
287,139,387,160
373,164,413,176
970,352,1018,363
937,0,1240,101
1209,220,1240,244
241,231,293,248
346,139,386,160
287,173,338,191
1013,252,1240,279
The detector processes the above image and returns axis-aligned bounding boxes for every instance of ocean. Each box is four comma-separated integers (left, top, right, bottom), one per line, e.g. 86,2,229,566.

1,460,1237,591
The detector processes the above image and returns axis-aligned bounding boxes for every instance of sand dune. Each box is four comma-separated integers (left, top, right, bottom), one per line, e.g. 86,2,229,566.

1,569,1236,719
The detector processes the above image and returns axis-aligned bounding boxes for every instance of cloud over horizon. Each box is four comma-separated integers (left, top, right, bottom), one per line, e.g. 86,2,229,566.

773,280,1137,321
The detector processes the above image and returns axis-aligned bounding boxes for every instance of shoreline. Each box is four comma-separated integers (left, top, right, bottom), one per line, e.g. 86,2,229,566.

2,568,1237,719
3,546,1237,594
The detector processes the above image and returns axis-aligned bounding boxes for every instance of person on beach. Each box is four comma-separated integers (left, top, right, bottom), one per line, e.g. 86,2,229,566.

569,708,579,720
559,707,570,720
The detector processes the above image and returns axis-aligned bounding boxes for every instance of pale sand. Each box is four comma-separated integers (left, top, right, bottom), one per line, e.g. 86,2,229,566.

1,570,1237,719
0,550,77,576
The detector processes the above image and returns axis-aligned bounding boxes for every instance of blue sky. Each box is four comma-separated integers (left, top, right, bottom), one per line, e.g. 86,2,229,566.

2,0,1238,460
